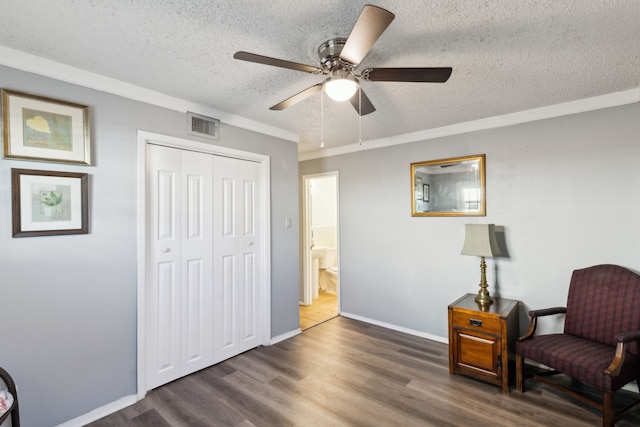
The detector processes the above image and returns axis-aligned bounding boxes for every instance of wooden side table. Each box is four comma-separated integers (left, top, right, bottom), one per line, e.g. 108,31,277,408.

448,293,519,392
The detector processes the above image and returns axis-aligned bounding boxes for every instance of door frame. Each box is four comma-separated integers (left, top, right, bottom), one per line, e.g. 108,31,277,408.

136,130,271,399
301,171,340,307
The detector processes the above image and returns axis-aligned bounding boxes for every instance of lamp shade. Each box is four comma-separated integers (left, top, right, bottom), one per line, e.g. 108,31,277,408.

461,224,501,257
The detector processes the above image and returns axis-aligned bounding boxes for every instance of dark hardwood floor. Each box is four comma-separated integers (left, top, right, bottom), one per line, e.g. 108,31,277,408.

88,317,640,426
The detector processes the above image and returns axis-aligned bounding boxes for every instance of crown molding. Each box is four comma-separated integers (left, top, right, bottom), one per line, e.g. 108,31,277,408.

298,87,640,161
0,45,298,143
2,45,637,161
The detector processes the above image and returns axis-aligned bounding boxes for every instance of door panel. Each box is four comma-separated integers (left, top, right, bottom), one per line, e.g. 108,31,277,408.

221,254,235,350
157,261,178,373
213,156,261,362
185,258,203,362
147,145,182,389
157,170,176,241
243,252,256,340
243,180,255,235
179,150,213,376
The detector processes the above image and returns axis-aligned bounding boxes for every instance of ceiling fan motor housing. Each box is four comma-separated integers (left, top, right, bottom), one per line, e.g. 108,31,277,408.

318,38,352,71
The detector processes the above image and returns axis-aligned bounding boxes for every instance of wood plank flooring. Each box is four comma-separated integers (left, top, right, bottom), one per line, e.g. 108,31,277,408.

87,317,640,426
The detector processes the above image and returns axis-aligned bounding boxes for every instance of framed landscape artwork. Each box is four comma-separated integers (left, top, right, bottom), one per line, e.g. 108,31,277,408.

2,89,91,165
12,168,89,237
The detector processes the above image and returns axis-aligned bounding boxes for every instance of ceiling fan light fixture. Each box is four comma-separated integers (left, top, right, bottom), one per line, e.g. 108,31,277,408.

324,70,358,102
234,6,451,116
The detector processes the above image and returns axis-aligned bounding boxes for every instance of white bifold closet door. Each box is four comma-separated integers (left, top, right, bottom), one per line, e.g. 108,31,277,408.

212,154,262,362
146,144,261,390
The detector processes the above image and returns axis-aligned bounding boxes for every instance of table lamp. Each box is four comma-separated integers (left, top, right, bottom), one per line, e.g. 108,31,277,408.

461,224,501,304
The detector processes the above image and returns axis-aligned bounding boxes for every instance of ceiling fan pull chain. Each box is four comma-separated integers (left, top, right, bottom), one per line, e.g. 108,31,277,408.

320,91,325,148
359,87,362,145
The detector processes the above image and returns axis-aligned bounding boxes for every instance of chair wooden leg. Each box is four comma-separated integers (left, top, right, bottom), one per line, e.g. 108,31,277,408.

516,353,525,393
602,391,614,427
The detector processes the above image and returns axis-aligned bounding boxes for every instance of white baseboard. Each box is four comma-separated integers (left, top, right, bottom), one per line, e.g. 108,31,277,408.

55,394,137,427
271,313,448,347
340,312,448,344
270,328,301,345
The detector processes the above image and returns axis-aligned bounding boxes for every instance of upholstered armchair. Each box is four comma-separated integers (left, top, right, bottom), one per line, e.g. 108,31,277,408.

516,264,640,427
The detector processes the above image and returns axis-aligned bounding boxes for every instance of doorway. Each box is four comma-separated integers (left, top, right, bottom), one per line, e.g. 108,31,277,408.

301,172,339,329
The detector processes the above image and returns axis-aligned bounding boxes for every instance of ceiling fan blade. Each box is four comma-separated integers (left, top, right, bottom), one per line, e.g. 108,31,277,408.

349,88,376,116
339,5,395,66
270,83,323,110
234,51,322,74
361,67,453,83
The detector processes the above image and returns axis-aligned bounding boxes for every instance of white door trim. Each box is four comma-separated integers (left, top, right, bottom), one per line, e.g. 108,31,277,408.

136,130,271,400
301,171,340,308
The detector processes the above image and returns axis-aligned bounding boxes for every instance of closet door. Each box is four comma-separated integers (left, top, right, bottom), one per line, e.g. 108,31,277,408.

146,145,213,390
178,150,214,376
212,155,262,362
146,143,264,391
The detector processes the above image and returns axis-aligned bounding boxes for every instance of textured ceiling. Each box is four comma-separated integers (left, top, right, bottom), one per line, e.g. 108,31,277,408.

1,1,639,157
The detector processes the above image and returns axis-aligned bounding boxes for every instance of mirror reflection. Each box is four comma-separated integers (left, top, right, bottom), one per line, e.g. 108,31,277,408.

411,154,486,217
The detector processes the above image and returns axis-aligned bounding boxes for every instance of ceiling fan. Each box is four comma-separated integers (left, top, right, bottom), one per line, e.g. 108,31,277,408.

233,4,452,116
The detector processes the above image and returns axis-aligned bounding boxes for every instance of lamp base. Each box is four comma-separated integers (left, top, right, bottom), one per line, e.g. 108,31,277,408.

475,256,493,305
475,289,493,305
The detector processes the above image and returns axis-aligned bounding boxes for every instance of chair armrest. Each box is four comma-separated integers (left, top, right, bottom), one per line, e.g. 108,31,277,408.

614,329,640,344
529,307,567,318
605,329,640,376
518,307,567,341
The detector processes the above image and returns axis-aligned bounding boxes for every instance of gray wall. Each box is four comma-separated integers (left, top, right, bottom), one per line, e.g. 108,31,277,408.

0,65,300,426
300,103,640,337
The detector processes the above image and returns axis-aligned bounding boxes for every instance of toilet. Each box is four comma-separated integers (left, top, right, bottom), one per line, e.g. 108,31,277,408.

319,248,338,294
318,247,336,269
324,266,338,294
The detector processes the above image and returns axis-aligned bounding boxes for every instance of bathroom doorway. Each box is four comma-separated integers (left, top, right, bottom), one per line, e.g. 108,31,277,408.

301,172,339,330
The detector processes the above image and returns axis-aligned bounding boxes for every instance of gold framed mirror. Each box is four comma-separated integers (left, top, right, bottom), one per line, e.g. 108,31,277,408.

411,154,486,217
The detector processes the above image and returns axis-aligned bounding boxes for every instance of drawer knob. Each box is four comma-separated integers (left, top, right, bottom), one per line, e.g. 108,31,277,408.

470,318,482,327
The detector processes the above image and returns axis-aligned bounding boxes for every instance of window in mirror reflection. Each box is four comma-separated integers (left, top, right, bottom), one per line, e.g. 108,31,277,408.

411,154,485,217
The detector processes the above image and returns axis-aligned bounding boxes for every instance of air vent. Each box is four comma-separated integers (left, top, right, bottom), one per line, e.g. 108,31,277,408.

187,112,220,140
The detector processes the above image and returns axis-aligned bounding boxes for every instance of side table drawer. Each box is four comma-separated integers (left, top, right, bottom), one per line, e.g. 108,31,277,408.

452,310,501,334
